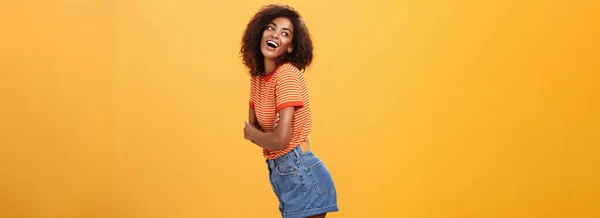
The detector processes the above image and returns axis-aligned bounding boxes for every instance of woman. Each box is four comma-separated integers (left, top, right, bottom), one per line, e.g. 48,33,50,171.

241,4,338,218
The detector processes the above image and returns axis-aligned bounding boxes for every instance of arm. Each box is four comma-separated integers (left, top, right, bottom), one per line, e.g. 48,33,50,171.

248,106,261,145
249,106,260,130
244,107,294,151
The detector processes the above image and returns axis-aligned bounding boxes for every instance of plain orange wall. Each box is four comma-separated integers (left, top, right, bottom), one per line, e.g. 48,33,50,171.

2,0,599,217
1,1,113,217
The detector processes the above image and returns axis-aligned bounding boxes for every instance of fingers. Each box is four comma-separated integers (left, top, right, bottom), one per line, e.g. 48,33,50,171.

274,113,280,128
244,121,250,140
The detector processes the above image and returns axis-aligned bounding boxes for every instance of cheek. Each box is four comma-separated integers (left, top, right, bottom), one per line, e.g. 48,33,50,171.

261,31,269,41
281,40,293,50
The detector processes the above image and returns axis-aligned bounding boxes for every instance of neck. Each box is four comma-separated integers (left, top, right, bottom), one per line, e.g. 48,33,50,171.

264,58,277,76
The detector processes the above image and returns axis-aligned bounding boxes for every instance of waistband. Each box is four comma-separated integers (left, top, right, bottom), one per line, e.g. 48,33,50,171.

267,141,310,166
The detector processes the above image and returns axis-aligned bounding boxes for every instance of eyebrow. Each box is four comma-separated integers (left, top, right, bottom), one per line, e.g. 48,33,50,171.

269,22,293,33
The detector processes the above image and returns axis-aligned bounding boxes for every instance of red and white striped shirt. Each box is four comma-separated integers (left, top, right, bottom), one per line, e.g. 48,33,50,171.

249,63,311,159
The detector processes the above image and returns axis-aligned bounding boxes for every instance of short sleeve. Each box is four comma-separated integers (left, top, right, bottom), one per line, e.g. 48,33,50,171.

249,77,255,108
275,70,305,111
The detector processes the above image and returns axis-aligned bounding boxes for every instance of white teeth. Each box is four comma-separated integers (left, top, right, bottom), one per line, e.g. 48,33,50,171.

267,41,279,48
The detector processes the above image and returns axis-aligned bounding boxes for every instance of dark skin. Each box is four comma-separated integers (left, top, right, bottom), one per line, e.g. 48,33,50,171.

245,107,292,151
243,17,328,218
244,17,296,151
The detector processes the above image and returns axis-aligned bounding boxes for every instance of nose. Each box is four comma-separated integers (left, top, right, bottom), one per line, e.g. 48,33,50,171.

270,30,280,38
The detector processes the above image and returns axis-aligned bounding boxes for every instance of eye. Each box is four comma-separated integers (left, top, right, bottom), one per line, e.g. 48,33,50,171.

267,26,274,31
282,32,289,37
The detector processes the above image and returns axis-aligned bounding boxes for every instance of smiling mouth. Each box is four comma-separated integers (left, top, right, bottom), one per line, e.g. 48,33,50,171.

267,41,279,48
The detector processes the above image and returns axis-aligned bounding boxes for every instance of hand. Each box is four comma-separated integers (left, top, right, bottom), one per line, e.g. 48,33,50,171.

273,113,280,129
273,112,292,134
244,121,255,141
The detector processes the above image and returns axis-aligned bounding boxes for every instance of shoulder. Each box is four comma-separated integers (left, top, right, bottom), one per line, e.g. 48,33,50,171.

275,63,303,80
249,75,261,88
250,74,262,82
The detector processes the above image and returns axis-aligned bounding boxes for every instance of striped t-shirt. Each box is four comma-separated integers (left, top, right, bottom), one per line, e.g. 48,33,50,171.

249,63,311,159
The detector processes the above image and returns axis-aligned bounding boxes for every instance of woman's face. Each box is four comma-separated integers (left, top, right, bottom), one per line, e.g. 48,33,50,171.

261,17,294,60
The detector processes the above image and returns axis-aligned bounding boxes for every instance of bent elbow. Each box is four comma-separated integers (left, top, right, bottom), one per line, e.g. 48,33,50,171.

275,136,291,151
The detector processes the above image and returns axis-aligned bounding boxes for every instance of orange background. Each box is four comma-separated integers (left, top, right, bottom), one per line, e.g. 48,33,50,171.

1,0,599,217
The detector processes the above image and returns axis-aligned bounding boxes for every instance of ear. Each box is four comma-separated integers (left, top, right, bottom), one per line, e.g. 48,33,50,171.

288,46,293,53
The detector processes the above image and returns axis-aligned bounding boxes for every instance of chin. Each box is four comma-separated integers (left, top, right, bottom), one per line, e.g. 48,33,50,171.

261,51,279,59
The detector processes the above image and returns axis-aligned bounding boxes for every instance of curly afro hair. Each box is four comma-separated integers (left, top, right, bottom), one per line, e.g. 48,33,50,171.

240,4,313,77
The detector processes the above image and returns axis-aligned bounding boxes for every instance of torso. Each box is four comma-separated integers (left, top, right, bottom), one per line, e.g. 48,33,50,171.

249,63,312,159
